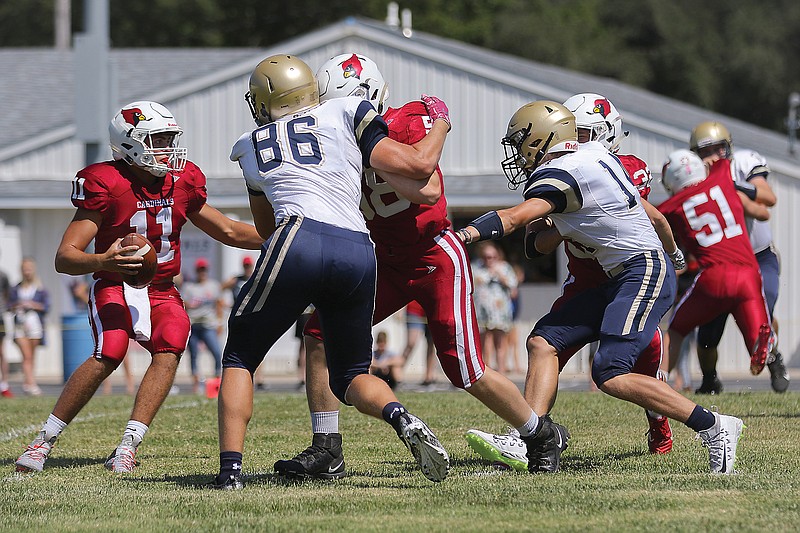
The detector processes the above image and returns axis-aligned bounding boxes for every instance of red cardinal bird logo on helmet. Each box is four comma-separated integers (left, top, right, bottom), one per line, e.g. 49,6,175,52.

341,54,364,79
592,99,612,118
121,108,149,127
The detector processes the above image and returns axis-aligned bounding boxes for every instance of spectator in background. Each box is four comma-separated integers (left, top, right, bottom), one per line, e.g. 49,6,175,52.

506,262,525,375
472,242,517,375
183,257,224,394
222,255,255,301
401,301,436,387
0,258,12,397
9,257,50,396
371,330,404,389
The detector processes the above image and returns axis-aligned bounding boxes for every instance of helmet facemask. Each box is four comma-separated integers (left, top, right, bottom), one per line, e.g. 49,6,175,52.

501,124,551,189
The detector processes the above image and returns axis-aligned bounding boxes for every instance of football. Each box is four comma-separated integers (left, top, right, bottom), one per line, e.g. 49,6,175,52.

120,233,158,288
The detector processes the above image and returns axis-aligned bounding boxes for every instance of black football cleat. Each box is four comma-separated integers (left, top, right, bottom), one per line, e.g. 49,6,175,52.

767,351,790,393
212,473,244,490
523,417,569,473
695,374,723,395
274,433,346,480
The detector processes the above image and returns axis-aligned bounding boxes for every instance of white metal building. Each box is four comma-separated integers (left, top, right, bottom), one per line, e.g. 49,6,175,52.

1,16,798,381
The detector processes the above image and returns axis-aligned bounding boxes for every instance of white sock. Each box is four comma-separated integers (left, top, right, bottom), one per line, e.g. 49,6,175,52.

122,420,149,447
647,410,665,420
0,381,8,392
516,411,540,438
42,414,68,441
311,411,340,434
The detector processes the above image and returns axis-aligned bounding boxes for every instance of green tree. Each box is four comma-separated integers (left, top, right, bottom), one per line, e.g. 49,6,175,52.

2,0,799,132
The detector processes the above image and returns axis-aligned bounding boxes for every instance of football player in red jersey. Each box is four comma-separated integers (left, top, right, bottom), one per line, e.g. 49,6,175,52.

465,94,683,467
272,53,543,480
658,149,772,379
688,121,788,393
15,101,263,475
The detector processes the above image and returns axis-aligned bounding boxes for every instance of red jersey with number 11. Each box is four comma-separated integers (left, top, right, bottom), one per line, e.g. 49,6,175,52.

71,160,207,283
658,159,757,270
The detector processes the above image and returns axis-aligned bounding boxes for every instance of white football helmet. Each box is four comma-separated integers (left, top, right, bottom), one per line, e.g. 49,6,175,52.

317,53,388,112
109,101,187,177
501,100,578,188
661,149,708,195
563,93,625,153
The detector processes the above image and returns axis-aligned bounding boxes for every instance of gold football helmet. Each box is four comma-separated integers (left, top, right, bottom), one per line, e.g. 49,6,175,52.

689,121,732,160
501,100,578,188
245,55,319,125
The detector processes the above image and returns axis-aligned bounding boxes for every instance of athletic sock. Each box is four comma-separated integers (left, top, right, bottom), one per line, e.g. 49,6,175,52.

42,414,68,442
122,420,149,447
382,402,407,434
516,411,540,438
311,411,340,435
219,451,243,480
685,405,716,432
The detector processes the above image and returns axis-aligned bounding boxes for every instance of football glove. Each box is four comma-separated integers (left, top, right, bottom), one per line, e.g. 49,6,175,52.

668,249,686,270
421,94,451,131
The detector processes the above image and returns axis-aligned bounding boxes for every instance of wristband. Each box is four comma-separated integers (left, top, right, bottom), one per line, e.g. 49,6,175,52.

468,211,504,242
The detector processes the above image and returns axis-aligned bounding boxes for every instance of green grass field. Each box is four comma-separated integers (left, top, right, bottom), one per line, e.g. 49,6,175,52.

1,390,799,532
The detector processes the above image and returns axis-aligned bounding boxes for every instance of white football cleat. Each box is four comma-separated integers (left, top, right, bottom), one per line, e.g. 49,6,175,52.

465,428,528,472
396,413,449,482
698,413,744,474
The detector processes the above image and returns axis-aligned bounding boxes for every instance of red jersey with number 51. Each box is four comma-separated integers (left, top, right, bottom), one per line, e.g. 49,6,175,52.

657,159,757,270
71,159,207,283
360,101,449,247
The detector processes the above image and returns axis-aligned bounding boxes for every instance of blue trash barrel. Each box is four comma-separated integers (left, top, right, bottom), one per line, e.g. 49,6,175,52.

61,314,94,383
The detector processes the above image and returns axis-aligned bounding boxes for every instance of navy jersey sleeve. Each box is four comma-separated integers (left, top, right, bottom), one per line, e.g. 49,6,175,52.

523,168,583,213
353,100,389,167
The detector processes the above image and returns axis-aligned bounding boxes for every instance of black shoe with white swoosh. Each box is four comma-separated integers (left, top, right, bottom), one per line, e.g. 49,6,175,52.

522,416,570,473
274,433,346,480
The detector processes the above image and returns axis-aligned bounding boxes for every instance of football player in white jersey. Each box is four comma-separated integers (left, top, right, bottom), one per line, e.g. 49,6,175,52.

458,100,744,474
213,55,452,488
689,121,788,393
465,93,679,470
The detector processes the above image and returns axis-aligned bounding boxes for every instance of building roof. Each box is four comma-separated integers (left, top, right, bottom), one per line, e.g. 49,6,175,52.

1,16,798,208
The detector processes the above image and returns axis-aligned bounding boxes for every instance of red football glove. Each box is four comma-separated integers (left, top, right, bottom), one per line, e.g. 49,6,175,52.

421,94,451,131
